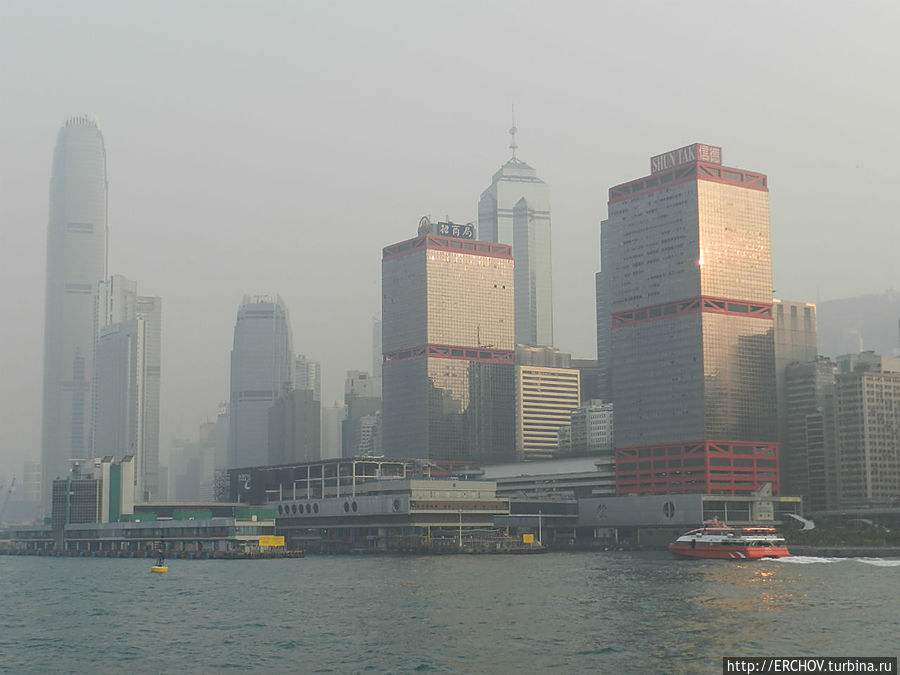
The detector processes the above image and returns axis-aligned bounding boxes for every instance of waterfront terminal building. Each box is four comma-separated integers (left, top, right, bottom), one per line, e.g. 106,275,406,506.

227,458,510,553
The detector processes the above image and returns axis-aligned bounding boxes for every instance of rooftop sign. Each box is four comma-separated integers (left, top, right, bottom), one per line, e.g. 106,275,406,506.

650,143,722,174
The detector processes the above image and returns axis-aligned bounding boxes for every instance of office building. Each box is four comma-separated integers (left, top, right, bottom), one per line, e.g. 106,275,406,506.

773,299,818,495
834,353,900,506
516,345,580,461
50,456,135,531
294,354,322,402
93,275,162,501
268,389,321,465
572,358,603,404
478,121,553,347
342,371,382,458
41,116,109,512
784,357,837,511
382,218,515,463
228,295,294,468
321,401,346,460
567,399,615,456
601,143,778,496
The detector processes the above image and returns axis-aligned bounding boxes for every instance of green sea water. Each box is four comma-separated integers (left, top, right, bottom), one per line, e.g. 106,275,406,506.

1,552,897,674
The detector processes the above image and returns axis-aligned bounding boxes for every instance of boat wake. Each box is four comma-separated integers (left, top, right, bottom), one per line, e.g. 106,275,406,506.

779,556,900,567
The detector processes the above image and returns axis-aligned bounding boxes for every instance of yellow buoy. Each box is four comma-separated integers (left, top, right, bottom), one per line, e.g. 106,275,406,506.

151,565,168,573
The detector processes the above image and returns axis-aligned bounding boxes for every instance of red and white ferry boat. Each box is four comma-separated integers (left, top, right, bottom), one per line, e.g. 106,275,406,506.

669,521,790,560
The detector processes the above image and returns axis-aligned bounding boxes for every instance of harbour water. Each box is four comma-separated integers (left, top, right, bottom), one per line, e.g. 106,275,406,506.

1,552,898,673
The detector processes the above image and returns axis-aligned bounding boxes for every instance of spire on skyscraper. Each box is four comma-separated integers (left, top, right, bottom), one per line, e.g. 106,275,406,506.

509,105,518,161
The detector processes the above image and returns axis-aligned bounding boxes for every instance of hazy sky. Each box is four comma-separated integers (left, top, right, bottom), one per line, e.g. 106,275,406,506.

2,2,899,478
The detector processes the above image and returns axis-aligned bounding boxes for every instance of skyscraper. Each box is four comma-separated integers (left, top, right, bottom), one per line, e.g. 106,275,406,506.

478,119,553,347
785,356,837,511
268,389,321,465
228,295,294,468
382,218,516,463
773,299,818,496
41,116,108,511
834,352,900,506
294,354,322,402
601,144,778,496
342,370,381,458
92,275,162,501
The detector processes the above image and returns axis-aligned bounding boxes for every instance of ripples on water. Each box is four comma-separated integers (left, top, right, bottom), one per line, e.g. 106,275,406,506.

0,552,897,674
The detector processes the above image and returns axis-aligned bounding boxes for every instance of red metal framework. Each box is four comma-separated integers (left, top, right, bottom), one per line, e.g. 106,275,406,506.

614,440,779,496
383,343,515,366
611,296,773,328
608,162,768,204
383,235,513,262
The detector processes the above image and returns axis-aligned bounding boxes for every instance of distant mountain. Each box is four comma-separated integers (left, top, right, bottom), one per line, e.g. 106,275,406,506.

817,290,900,358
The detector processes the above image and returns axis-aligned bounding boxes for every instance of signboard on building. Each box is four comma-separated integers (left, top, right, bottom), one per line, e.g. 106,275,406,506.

650,143,722,174
259,535,285,547
435,221,475,240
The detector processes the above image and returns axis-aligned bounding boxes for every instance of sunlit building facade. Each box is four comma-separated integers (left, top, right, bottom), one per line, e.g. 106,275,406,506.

516,365,580,461
382,221,516,463
41,116,109,513
601,144,778,496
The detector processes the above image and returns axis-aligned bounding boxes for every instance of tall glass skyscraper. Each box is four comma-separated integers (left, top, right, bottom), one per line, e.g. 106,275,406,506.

478,123,553,347
228,295,294,468
382,220,516,463
599,144,778,496
41,116,108,511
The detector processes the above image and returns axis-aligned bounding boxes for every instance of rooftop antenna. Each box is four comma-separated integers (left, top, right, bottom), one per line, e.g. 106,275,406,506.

509,104,518,161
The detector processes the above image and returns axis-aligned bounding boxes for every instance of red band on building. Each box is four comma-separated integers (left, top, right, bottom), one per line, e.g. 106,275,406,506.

382,235,513,262
614,440,779,496
611,296,773,328
383,343,515,366
608,162,768,205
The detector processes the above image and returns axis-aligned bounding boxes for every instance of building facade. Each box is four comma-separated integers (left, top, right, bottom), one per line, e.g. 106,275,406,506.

228,295,294,468
41,116,109,512
774,299,818,495
478,125,553,347
93,275,162,501
268,389,321,465
834,353,900,506
784,357,837,511
50,456,135,532
516,362,580,461
567,399,615,456
342,370,382,458
382,220,515,463
294,354,322,402
601,143,778,496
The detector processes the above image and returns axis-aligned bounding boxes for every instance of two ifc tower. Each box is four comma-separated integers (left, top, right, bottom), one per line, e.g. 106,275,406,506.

41,117,162,512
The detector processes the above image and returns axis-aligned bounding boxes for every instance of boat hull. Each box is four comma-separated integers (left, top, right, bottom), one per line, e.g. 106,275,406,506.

669,544,790,560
